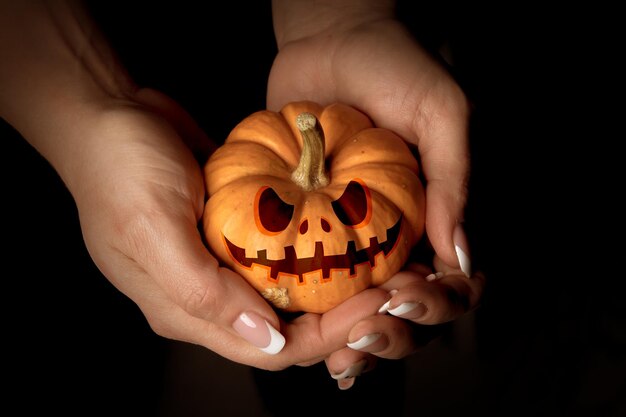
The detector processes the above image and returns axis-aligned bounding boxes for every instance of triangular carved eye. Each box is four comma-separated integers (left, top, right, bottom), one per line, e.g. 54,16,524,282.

254,186,294,235
331,179,372,228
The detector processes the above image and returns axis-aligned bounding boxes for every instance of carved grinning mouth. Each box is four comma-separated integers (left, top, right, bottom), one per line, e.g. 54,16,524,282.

223,215,403,284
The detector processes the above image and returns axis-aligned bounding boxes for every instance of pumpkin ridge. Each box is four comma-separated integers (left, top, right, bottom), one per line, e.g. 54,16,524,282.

327,128,418,171
227,112,301,167
209,175,302,203
216,139,297,167
205,142,294,196
318,103,375,151
329,160,418,176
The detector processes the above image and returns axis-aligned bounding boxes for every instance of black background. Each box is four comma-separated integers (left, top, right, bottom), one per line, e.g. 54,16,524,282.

2,1,622,416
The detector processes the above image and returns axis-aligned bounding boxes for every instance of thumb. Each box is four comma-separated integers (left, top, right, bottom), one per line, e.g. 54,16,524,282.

134,213,286,355
425,177,471,278
417,98,472,277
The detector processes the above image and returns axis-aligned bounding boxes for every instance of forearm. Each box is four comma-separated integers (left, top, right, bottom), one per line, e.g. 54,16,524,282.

0,0,135,181
271,0,395,48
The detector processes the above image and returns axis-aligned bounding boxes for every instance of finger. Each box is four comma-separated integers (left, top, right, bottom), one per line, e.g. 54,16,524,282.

418,93,472,277
129,282,291,370
346,314,445,360
120,212,287,356
325,349,376,390
351,39,472,277
278,288,391,361
433,254,463,275
379,269,486,325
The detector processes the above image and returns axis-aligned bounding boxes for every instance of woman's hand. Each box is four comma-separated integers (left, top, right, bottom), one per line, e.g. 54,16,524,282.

269,2,471,273
268,0,483,386
325,262,484,389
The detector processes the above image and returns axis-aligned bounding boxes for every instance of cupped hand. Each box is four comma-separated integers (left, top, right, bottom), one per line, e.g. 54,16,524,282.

268,17,470,272
68,89,390,370
267,7,482,386
324,262,484,389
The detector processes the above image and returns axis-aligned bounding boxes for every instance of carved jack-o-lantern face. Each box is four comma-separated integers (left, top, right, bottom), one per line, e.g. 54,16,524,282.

225,179,402,283
203,102,425,313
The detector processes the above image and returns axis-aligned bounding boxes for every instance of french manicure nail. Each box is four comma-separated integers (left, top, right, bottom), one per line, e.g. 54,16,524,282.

388,302,427,319
378,300,391,314
378,290,397,314
425,272,445,282
347,333,382,350
232,311,285,355
330,359,368,380
454,224,471,277
338,377,356,390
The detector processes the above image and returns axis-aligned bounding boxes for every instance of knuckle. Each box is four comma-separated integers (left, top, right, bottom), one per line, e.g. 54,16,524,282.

112,206,163,260
181,281,225,320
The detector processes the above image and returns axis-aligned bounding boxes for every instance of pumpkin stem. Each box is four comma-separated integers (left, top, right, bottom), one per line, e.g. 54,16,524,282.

292,112,329,191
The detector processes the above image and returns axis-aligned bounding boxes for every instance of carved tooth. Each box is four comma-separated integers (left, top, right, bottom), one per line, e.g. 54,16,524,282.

283,246,297,261
314,241,324,258
345,240,358,255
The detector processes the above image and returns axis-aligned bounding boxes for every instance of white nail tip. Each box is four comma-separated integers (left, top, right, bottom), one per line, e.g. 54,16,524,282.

347,333,381,350
331,359,368,380
338,377,356,390
455,244,472,277
259,321,286,355
426,272,444,282
388,302,419,317
378,300,391,314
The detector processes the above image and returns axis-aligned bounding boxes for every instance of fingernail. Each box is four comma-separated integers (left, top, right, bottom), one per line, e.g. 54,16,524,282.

425,272,445,282
388,302,427,319
377,290,397,314
232,311,285,355
347,333,382,350
378,300,391,314
346,332,389,353
338,377,356,390
454,224,471,277
330,359,368,380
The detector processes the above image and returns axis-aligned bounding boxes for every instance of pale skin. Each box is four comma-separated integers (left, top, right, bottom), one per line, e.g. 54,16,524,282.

270,0,485,386
0,0,484,389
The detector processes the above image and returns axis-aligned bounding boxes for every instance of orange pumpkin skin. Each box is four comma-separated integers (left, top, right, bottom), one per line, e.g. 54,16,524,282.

203,102,425,313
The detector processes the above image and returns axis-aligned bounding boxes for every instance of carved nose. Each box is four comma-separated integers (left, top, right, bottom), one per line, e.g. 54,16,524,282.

299,219,308,235
321,218,332,232
299,218,332,234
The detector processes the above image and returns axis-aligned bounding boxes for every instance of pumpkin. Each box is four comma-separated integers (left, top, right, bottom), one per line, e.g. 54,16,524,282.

202,101,425,313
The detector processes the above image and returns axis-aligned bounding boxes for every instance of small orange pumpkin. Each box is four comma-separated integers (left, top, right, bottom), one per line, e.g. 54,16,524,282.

203,101,425,313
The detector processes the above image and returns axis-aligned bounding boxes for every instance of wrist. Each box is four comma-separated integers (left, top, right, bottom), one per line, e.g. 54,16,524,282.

5,80,140,200
0,1,140,188
272,0,396,48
